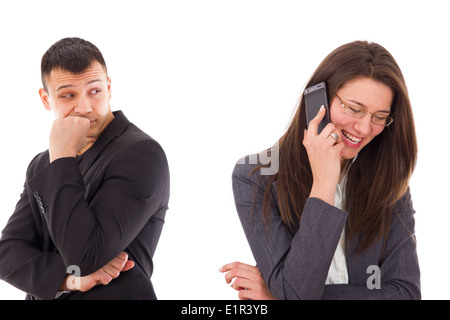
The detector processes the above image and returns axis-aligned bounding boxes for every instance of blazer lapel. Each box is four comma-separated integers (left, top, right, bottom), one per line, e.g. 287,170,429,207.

78,110,130,177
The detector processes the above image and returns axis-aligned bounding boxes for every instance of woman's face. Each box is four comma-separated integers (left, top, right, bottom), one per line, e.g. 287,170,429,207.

330,77,394,160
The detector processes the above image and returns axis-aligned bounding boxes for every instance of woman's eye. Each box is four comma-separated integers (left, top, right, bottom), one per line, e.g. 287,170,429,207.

374,114,387,121
348,106,362,114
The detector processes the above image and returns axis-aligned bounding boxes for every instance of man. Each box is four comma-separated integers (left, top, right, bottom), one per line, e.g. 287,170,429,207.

0,37,170,300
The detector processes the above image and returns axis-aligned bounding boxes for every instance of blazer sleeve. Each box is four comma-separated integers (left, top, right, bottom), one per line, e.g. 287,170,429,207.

27,139,170,276
0,182,68,300
321,188,421,300
232,162,420,300
232,162,348,300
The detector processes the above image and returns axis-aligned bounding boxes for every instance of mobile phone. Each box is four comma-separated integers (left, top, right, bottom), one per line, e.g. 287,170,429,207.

304,82,330,134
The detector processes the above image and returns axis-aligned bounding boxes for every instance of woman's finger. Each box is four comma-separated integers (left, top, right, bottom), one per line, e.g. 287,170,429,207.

224,267,258,285
317,122,338,139
230,277,254,291
231,275,277,300
307,105,326,135
304,123,340,151
220,261,256,273
323,129,341,147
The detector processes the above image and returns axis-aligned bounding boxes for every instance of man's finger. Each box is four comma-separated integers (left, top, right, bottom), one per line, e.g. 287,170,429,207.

94,270,113,286
122,260,135,272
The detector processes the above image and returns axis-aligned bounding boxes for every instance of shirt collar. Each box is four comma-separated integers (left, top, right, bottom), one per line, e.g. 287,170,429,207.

78,110,130,176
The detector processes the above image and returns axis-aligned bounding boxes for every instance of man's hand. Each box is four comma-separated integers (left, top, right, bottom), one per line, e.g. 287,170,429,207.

61,252,135,292
49,116,94,163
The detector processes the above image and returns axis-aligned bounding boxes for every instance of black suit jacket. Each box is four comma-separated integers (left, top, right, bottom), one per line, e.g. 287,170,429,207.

0,111,170,300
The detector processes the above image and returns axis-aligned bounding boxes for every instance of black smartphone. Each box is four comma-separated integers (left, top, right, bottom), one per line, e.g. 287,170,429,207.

304,82,330,134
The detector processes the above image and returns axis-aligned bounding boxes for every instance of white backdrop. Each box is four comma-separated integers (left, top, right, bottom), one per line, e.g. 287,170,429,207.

0,0,448,300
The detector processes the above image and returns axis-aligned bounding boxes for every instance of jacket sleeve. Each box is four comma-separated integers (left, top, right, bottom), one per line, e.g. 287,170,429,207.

0,183,68,300
26,139,170,276
232,162,348,300
232,162,420,300
321,188,421,300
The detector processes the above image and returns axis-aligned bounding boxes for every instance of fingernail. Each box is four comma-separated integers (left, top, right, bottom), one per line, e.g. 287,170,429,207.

320,105,325,111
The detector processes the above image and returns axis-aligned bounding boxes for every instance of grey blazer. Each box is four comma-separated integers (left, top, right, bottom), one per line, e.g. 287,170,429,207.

232,158,420,300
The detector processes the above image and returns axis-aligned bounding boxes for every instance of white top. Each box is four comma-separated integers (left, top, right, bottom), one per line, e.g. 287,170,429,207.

325,165,351,285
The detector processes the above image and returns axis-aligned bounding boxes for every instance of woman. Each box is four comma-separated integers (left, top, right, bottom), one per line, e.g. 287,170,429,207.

220,41,419,300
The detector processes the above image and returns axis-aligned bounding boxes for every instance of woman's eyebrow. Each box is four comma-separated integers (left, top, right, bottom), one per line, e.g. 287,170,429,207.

348,99,366,108
348,99,391,113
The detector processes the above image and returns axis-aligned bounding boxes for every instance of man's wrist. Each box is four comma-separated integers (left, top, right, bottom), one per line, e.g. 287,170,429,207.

49,150,77,163
60,274,80,291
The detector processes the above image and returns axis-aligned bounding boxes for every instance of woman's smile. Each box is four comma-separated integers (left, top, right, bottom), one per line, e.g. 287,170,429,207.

341,130,364,148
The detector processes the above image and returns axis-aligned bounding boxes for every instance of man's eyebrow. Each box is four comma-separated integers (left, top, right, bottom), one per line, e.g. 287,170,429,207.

56,84,73,92
348,99,390,113
55,79,102,92
87,79,102,85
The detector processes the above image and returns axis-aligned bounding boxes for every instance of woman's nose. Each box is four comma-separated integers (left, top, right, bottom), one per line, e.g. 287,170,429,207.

353,114,372,136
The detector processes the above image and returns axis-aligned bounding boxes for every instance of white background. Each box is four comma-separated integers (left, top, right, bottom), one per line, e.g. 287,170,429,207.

0,0,448,300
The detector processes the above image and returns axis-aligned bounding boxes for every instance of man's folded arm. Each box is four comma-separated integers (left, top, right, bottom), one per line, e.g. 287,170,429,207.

0,186,68,299
28,139,170,276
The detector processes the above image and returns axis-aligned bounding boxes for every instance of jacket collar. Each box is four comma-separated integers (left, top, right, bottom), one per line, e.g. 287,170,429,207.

78,110,130,176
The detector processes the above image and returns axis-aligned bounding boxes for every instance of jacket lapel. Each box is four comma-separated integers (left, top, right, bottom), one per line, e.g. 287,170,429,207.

78,110,130,177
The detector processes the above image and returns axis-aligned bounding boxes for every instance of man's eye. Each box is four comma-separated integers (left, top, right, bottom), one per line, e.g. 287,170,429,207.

60,94,74,99
91,89,101,94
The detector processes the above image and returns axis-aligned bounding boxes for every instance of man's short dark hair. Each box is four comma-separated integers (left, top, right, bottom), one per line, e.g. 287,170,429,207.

41,37,107,90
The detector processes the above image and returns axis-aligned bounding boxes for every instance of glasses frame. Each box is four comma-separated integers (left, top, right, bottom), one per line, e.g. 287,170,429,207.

335,94,394,127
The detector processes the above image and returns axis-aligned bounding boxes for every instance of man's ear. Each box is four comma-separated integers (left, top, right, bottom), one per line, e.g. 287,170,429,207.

107,76,112,101
39,88,52,111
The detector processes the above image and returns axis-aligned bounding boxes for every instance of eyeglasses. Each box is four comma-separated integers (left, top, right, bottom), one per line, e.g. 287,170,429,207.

335,94,394,126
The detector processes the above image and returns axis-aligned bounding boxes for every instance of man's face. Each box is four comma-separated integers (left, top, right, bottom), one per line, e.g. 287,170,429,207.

39,61,113,140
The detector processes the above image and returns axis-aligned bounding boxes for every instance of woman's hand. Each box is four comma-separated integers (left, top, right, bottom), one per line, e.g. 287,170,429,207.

220,262,277,300
303,106,344,206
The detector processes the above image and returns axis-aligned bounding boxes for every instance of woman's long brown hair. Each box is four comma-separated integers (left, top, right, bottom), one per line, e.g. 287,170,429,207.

257,41,417,253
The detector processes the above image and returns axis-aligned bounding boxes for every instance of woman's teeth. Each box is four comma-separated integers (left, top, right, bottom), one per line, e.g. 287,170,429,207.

342,130,363,144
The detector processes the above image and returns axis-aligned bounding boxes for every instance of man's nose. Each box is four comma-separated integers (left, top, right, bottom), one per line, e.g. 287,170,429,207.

74,96,92,115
